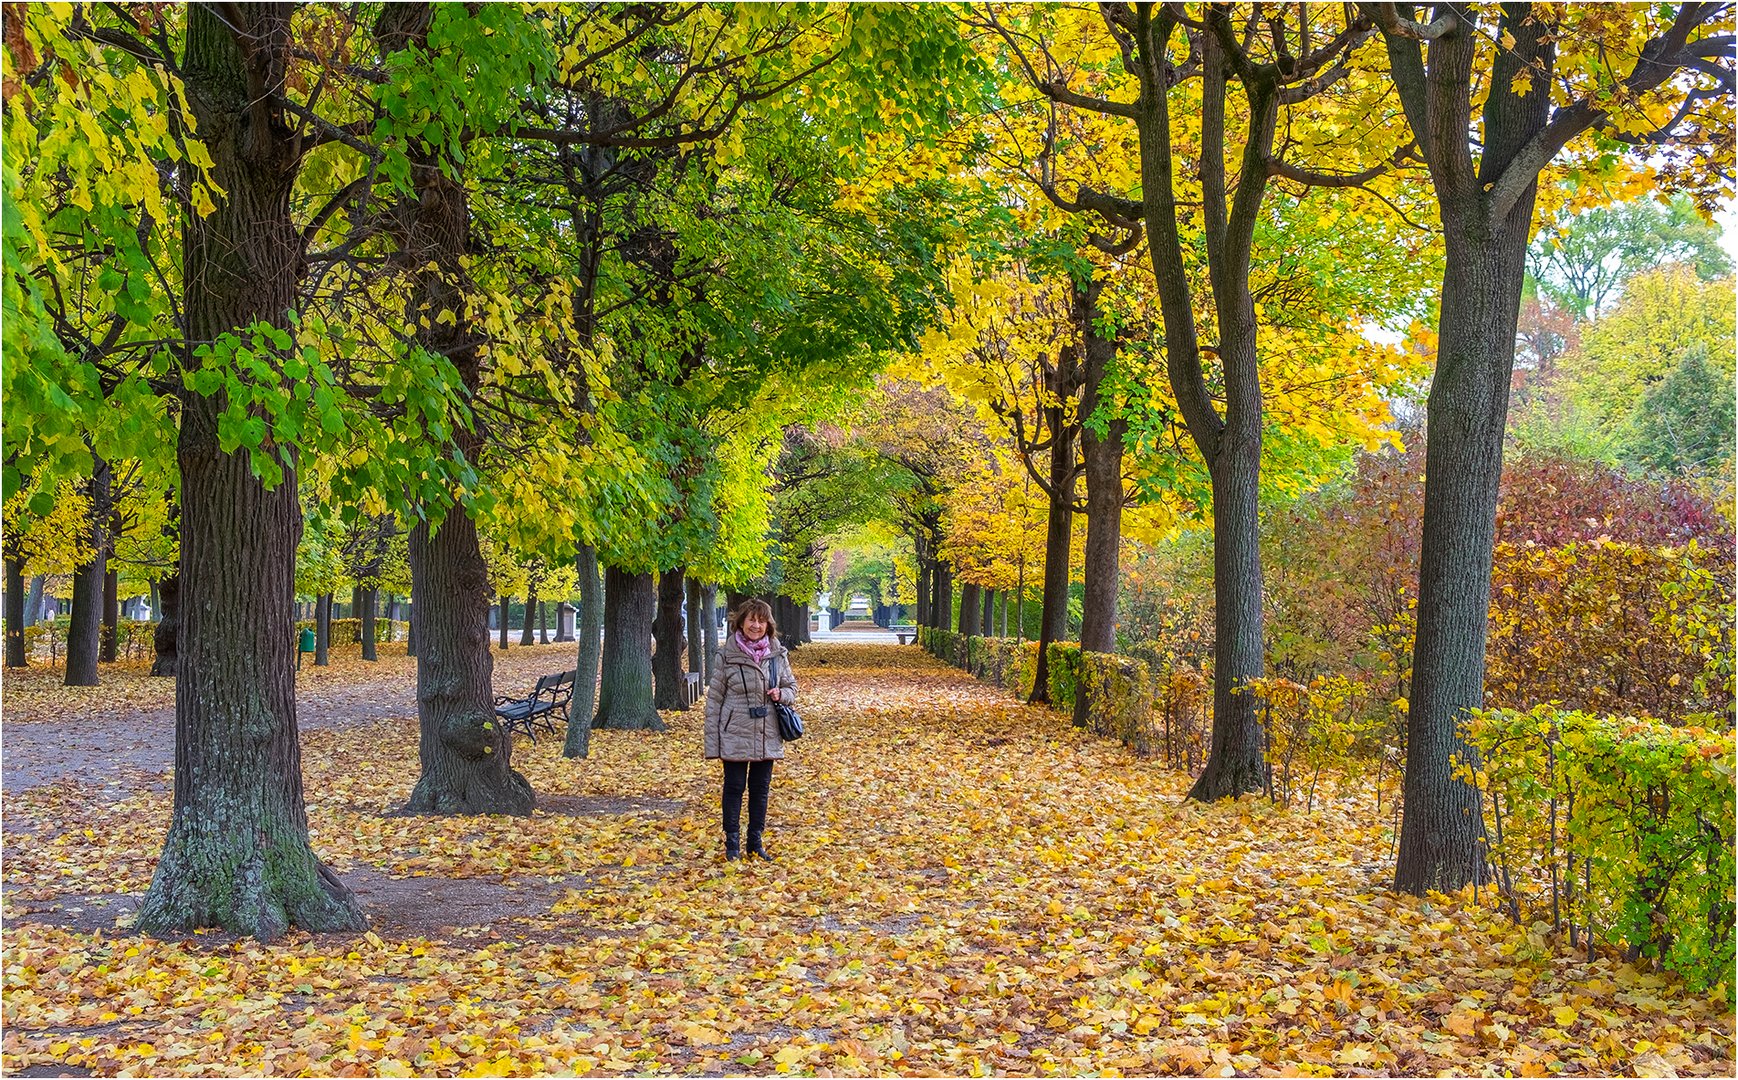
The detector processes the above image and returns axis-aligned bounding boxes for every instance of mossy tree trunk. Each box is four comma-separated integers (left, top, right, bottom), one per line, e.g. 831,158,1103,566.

563,544,604,758
594,565,663,731
137,3,364,940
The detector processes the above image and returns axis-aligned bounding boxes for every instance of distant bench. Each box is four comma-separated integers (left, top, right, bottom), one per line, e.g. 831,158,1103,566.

494,670,574,743
890,624,917,645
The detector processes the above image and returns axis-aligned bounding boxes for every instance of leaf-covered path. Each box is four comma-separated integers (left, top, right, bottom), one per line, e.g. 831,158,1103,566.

3,644,1731,1076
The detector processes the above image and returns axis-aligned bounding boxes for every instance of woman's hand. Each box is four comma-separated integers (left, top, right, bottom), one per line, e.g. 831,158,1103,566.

766,688,782,703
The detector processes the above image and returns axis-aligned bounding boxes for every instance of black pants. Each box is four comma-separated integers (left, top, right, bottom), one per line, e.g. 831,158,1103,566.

721,759,774,837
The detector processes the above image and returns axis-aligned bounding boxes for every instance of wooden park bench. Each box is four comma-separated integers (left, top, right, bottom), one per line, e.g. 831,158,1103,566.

891,624,917,645
493,670,575,743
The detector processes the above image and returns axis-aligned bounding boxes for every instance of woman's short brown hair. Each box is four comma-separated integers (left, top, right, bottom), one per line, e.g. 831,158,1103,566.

728,598,777,639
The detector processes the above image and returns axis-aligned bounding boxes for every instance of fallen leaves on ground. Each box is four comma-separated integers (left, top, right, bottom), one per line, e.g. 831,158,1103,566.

3,644,1732,1076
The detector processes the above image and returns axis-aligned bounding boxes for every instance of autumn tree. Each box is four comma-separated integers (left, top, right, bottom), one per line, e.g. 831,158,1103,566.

1358,1,1734,894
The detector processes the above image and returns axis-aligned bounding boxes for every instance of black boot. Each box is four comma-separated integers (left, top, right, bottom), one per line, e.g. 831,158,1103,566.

746,831,773,861
724,832,741,861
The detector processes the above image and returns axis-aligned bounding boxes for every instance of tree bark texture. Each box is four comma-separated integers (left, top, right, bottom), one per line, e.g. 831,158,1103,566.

150,575,180,676
1368,3,1567,894
5,557,27,668
685,576,702,674
137,2,364,940
1029,446,1074,706
700,582,719,684
101,563,119,664
360,585,378,661
24,574,43,629
563,544,604,758
652,568,687,710
405,515,533,815
594,566,664,730
933,563,953,637
1077,276,1126,658
519,584,537,646
65,459,112,687
958,583,980,638
313,591,331,667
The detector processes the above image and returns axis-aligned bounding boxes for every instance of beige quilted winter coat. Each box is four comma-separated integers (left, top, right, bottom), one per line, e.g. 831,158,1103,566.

703,634,798,761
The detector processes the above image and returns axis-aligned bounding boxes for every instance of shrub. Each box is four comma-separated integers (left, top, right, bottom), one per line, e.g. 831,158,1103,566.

1465,706,1735,1000
1045,642,1082,713
1487,539,1733,722
1005,640,1041,699
1153,663,1212,773
1250,674,1383,811
1078,652,1155,755
295,618,399,647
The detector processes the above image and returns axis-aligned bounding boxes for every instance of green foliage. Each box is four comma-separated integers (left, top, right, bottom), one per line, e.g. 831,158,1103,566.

1045,642,1082,715
1629,345,1736,476
1465,707,1736,1000
1250,675,1385,811
1077,653,1154,757
1530,196,1733,320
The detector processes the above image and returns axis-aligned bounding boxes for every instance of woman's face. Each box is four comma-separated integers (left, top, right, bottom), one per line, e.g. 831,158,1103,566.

742,611,769,641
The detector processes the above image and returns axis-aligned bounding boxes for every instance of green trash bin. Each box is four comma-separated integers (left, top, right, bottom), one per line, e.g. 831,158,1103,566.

298,626,316,670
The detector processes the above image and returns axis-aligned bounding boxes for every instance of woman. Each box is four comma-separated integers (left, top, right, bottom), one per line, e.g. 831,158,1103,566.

703,598,798,861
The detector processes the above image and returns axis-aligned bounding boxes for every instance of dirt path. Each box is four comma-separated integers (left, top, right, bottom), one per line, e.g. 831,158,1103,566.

0,643,581,793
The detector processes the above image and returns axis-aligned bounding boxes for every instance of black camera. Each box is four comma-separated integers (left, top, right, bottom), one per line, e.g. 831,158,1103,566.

748,705,768,719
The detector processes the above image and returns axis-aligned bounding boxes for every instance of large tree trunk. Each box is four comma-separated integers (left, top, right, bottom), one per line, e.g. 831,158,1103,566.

1394,217,1525,894
1077,279,1125,658
360,584,378,661
520,583,538,646
138,3,364,940
1186,440,1268,800
933,562,953,637
798,602,811,644
5,556,27,668
700,582,719,683
915,548,931,627
150,575,179,676
593,566,663,730
65,460,112,687
404,516,533,815
313,591,332,667
101,561,119,664
23,573,44,629
958,582,980,638
563,545,604,758
1028,445,1074,705
685,576,702,676
652,568,687,710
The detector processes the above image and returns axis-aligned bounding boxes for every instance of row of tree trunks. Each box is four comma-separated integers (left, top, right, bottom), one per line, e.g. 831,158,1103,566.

700,583,719,684
1028,346,1078,706
685,577,703,680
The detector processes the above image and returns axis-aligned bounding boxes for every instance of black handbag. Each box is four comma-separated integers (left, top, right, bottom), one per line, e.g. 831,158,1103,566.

771,655,803,741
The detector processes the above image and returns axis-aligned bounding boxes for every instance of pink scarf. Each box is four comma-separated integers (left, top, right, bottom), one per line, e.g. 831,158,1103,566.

735,630,774,665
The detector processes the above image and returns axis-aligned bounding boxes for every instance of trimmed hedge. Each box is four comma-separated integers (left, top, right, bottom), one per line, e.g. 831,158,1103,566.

1045,642,1082,713
295,617,400,646
1078,652,1155,756
1466,706,1735,999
